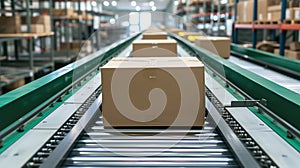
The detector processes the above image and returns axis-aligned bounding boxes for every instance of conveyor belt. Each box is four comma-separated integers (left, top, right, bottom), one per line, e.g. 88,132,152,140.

2,33,300,167
228,56,300,94
62,118,239,167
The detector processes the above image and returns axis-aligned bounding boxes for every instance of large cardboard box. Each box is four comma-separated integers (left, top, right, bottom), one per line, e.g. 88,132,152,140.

53,9,74,17
21,24,44,33
0,16,21,33
267,5,281,20
143,32,168,40
101,57,205,127
285,50,300,60
286,8,295,20
294,8,300,20
132,40,177,57
237,1,254,22
289,42,300,51
258,0,280,21
21,16,51,32
195,37,231,59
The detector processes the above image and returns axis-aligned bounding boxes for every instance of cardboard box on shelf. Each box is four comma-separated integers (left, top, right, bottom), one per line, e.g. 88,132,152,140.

289,42,300,51
0,16,21,33
273,48,280,55
21,15,51,33
257,0,281,21
267,5,281,20
195,37,231,59
286,8,295,20
294,8,300,20
285,50,300,60
21,24,44,33
132,40,177,57
237,1,254,22
53,9,74,17
101,57,205,127
3,79,25,92
142,32,168,40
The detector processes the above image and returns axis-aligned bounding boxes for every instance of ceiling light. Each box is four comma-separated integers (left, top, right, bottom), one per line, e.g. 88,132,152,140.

103,1,109,6
151,6,156,11
136,6,141,11
182,0,186,3
174,1,178,6
149,1,155,7
91,1,97,6
131,1,136,6
111,1,117,6
221,0,228,4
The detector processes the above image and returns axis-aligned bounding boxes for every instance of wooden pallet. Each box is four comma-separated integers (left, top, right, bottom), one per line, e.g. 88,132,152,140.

255,20,280,24
235,20,253,24
284,19,300,24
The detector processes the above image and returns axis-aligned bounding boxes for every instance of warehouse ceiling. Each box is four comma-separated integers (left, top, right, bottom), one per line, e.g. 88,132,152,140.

101,0,173,11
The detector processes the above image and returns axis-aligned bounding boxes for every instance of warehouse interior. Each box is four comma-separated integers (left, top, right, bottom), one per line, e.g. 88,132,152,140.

0,0,300,167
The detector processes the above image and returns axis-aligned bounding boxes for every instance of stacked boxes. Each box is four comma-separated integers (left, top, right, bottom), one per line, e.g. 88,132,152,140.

101,57,205,127
0,16,21,33
60,40,91,52
257,0,280,21
21,15,51,33
195,37,231,59
285,42,300,60
101,27,206,128
237,1,254,22
53,9,74,17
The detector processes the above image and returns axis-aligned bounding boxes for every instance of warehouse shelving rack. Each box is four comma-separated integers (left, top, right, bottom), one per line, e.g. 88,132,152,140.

0,0,55,93
233,0,300,56
175,0,233,36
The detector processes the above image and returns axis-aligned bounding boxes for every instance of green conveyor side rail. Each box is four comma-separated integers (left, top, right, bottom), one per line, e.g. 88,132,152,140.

231,43,300,73
0,33,140,133
170,34,300,131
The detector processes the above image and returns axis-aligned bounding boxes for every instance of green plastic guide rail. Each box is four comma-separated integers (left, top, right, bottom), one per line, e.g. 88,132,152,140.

0,33,141,152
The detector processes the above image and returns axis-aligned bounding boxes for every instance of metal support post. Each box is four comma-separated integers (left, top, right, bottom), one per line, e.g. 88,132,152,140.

252,0,257,49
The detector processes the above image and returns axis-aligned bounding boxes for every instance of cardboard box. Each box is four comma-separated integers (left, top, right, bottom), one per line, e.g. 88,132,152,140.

285,50,300,60
267,5,281,20
132,40,177,57
195,37,231,59
289,42,300,51
257,0,281,21
256,41,279,53
182,32,201,40
237,1,254,22
273,48,280,55
31,16,51,32
294,8,300,19
143,32,168,40
21,16,51,33
0,16,21,33
286,8,294,20
101,57,205,127
53,9,73,17
21,24,44,33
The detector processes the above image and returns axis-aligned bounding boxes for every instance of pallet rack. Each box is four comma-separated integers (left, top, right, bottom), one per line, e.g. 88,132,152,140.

233,0,300,56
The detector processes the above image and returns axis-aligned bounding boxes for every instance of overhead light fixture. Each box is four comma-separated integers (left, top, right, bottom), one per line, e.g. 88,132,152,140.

131,1,137,7
151,6,156,11
220,0,228,4
111,1,117,6
149,1,155,7
103,1,109,6
182,0,186,3
91,1,97,7
136,6,141,11
174,1,178,6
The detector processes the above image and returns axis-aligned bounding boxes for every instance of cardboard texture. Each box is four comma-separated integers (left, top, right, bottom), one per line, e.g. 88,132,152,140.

286,8,294,20
258,0,281,21
53,9,74,17
267,5,281,20
294,8,300,19
143,32,168,40
195,37,231,59
289,42,300,51
285,50,300,60
273,49,280,55
0,16,21,33
132,40,177,57
101,57,205,127
237,1,254,22
21,16,51,33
